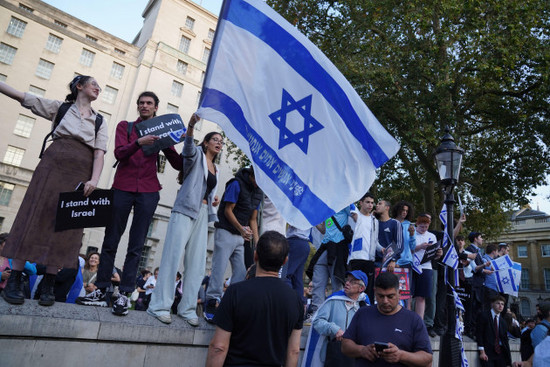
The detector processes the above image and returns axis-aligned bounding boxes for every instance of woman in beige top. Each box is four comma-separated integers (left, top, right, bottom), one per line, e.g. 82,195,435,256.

0,75,107,307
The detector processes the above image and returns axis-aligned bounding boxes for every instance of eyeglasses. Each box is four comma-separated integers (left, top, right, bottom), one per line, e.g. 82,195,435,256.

345,278,361,285
211,137,224,145
89,81,102,93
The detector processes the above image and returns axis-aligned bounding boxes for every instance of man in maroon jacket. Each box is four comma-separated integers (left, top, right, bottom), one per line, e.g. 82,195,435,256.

77,91,181,316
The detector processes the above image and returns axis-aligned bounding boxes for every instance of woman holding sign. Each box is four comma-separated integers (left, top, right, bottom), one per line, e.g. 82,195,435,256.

147,114,221,326
0,77,107,306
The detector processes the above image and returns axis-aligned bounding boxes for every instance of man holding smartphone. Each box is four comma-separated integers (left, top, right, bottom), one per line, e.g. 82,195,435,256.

342,272,432,366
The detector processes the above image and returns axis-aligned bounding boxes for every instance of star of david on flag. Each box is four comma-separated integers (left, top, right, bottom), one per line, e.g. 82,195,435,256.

196,0,400,229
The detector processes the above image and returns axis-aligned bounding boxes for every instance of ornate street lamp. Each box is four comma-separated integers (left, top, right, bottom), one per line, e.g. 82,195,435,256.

435,126,464,367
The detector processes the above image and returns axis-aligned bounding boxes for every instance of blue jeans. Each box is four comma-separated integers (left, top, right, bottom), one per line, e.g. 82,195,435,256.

96,189,159,293
281,236,311,303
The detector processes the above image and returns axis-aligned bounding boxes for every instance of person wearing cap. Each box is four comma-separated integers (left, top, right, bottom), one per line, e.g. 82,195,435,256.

498,243,510,258
302,270,369,367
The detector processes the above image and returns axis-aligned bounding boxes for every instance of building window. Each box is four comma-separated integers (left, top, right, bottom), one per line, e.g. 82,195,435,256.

177,60,188,75
514,219,526,225
0,217,3,231
45,34,63,53
0,43,17,65
114,48,126,55
3,146,25,166
202,48,211,63
171,81,183,97
208,28,215,41
535,218,549,223
13,114,35,138
179,36,191,53
29,85,46,97
19,3,34,13
185,16,195,30
85,35,98,43
545,269,550,290
138,245,150,271
520,298,531,317
0,74,6,82
157,154,166,173
520,268,529,289
85,246,99,256
7,17,27,38
517,245,528,258
110,62,125,79
79,49,95,67
0,182,15,206
35,59,54,79
542,244,550,257
102,86,118,104
54,20,67,28
166,103,178,114
200,71,205,84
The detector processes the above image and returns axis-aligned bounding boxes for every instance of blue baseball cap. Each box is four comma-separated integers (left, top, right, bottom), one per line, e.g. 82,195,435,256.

346,270,368,288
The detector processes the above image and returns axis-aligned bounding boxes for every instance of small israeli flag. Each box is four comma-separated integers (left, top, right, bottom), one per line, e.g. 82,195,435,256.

491,254,514,271
412,253,423,274
197,0,400,229
495,262,522,297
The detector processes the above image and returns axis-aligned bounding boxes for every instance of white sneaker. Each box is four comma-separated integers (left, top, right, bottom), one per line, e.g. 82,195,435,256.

147,309,172,324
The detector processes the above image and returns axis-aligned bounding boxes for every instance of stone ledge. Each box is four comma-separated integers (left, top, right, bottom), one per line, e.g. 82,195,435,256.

0,298,520,367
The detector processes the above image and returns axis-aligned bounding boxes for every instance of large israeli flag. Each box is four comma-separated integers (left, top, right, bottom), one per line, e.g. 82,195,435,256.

197,0,400,229
496,262,522,297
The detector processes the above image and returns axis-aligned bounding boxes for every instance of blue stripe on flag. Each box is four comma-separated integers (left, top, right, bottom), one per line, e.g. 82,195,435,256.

222,0,389,168
509,269,518,292
201,88,331,224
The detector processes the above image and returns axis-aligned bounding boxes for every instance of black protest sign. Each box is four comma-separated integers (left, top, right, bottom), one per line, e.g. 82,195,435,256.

55,190,113,231
135,114,186,156
421,242,440,264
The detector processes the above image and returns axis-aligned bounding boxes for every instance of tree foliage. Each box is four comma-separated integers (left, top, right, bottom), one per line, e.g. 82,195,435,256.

267,0,550,239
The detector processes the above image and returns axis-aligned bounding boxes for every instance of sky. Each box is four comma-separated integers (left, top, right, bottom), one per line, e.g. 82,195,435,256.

41,0,550,214
42,0,223,43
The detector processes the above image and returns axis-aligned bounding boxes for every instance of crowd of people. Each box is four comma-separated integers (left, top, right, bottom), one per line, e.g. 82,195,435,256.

0,77,549,366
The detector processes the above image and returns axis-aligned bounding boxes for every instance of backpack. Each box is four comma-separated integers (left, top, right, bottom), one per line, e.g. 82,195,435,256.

40,102,103,158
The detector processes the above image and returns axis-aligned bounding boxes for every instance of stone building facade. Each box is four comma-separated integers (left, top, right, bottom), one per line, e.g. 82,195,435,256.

0,0,235,273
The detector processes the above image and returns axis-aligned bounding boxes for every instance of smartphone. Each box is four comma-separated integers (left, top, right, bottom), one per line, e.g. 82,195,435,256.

374,342,389,352
75,182,85,191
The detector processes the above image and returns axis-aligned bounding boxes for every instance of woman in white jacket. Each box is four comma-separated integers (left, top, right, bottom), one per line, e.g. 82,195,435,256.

147,114,220,326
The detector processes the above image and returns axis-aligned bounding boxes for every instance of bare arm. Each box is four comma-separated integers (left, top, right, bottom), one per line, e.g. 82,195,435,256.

225,202,252,241
249,209,259,245
284,329,301,367
205,327,231,367
0,82,24,103
341,339,376,361
84,149,104,197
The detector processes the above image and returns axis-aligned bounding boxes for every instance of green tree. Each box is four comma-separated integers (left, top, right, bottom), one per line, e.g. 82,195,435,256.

267,0,550,239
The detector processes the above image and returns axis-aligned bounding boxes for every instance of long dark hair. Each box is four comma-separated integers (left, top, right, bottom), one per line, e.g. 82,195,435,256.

200,131,222,163
391,200,414,221
65,75,92,102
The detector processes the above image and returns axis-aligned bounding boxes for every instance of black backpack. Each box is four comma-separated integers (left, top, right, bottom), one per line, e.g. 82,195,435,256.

40,102,103,158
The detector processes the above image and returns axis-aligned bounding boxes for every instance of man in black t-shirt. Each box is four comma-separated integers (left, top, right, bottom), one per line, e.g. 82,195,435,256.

206,231,304,367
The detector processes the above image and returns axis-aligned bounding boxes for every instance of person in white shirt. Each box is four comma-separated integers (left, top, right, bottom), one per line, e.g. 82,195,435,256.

412,214,442,320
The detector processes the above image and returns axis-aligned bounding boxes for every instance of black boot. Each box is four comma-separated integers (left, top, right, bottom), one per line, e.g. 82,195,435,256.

2,270,24,304
38,274,56,306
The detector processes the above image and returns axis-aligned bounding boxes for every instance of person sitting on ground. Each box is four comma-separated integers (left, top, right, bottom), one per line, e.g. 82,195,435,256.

134,270,151,311
82,252,100,295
